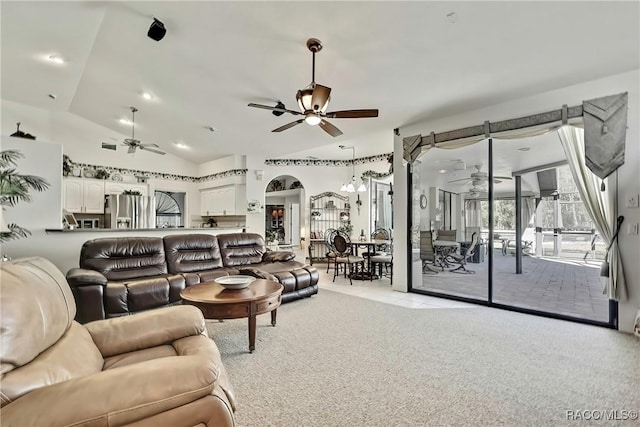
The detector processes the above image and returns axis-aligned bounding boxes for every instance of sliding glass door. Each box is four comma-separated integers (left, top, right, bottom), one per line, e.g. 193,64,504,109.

410,131,611,325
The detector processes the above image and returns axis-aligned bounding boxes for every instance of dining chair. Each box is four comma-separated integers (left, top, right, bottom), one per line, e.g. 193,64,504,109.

332,233,365,285
324,228,339,273
362,228,391,258
371,240,393,284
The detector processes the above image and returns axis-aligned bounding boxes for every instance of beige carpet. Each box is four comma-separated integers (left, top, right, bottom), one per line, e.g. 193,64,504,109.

207,290,639,427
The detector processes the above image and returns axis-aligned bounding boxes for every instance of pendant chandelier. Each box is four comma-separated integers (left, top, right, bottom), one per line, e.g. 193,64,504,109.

339,145,366,193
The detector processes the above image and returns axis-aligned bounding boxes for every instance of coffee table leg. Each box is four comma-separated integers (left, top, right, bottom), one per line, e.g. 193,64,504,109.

248,314,256,353
271,308,277,326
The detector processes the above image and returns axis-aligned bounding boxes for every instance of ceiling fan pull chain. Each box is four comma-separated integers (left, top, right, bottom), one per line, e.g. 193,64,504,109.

311,50,315,84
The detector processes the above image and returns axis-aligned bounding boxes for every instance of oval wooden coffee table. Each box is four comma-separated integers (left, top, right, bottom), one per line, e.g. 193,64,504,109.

181,279,283,353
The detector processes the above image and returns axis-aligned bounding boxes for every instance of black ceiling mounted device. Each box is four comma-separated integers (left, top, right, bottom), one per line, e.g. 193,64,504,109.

10,122,36,140
147,18,166,41
248,38,379,137
102,107,166,155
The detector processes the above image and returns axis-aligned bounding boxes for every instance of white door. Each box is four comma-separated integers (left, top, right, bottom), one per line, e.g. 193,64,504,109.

289,203,300,246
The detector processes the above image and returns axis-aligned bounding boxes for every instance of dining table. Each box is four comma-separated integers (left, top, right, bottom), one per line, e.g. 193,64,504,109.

350,239,391,280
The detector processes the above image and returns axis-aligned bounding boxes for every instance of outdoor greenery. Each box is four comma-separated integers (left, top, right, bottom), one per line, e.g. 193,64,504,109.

476,166,595,232
0,149,50,242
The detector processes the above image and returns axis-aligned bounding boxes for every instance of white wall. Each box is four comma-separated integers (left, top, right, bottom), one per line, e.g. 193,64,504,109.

395,69,640,333
1,137,62,231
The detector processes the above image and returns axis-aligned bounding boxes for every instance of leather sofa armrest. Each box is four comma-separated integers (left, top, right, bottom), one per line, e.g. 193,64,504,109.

85,305,206,358
66,267,107,287
0,356,223,427
262,251,295,262
238,267,278,282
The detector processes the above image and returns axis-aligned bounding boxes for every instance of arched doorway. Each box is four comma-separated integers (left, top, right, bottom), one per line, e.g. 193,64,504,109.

264,175,305,249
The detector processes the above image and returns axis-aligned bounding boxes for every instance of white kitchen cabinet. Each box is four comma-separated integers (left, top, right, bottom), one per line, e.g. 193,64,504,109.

104,182,149,196
64,178,105,213
200,185,244,216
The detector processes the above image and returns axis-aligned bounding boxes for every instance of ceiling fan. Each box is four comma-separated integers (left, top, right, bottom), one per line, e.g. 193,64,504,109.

248,38,379,137
448,164,512,186
101,107,166,155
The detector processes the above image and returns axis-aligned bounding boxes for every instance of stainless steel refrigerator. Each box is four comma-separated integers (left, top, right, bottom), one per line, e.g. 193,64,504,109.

105,194,156,229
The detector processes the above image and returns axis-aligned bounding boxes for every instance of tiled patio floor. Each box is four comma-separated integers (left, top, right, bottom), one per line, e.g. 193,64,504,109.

413,250,609,322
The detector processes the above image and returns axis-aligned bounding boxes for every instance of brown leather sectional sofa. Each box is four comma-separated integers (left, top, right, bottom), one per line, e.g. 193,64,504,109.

1,257,236,426
67,232,319,323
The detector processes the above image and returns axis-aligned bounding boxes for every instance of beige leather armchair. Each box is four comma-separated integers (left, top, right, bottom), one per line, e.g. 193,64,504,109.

0,257,236,427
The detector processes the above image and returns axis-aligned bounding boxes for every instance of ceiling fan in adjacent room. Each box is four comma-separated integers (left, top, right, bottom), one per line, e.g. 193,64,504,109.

448,164,512,186
248,38,379,137
101,107,166,155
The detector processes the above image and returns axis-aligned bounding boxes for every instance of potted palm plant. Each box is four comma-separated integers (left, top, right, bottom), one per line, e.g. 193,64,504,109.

0,149,49,243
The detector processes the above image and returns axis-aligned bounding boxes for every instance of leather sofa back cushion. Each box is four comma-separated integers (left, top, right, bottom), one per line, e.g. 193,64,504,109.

217,233,266,267
1,323,103,407
0,257,76,375
164,234,223,273
80,237,168,280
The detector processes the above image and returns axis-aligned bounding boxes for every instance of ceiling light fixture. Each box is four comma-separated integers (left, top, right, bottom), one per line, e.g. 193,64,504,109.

339,145,366,193
174,142,189,149
142,92,152,100
48,55,64,64
439,169,447,174
119,119,133,125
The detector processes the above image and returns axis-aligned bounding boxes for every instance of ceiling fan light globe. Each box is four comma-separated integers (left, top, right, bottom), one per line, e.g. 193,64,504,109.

346,183,355,192
304,115,322,126
296,88,314,112
357,183,367,192
340,183,348,192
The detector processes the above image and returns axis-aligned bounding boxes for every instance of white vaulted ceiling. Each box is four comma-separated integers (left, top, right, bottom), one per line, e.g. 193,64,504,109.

1,1,638,163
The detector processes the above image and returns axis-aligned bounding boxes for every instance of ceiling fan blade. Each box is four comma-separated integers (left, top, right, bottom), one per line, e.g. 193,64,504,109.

101,142,117,151
325,109,378,119
311,84,331,112
272,119,305,132
319,119,343,137
142,143,160,148
248,103,302,116
448,178,472,183
140,146,166,155
127,145,136,154
494,176,513,180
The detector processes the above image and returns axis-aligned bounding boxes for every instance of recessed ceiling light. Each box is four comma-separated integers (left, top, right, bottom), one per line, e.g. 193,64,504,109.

439,169,447,174
48,55,64,64
142,92,152,100
206,126,215,132
518,147,530,152
174,142,189,149
48,93,57,99
446,12,458,24
119,119,133,125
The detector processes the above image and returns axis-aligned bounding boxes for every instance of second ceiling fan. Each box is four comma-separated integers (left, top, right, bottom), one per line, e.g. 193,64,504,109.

248,38,379,137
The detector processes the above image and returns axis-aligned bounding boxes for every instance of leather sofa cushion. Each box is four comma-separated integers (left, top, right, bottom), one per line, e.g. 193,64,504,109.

0,257,76,376
1,322,103,407
80,237,168,280
103,274,186,317
217,233,265,267
164,234,223,273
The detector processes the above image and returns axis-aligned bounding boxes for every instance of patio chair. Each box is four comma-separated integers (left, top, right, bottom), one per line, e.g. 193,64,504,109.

419,231,438,274
502,227,535,256
332,233,365,285
437,229,457,242
448,232,478,274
